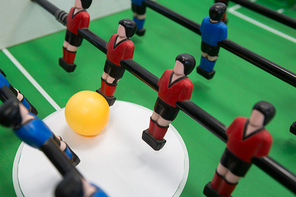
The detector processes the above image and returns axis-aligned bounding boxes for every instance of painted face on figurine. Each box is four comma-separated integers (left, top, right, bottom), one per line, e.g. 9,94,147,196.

174,61,185,76
249,109,264,128
117,24,127,38
75,0,83,9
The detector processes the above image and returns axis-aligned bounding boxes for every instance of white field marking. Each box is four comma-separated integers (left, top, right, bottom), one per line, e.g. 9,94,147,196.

277,8,285,13
2,48,61,111
227,8,296,44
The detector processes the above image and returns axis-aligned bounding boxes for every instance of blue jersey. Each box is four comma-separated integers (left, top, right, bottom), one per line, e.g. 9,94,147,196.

200,16,227,46
131,0,145,6
0,73,9,88
14,117,53,148
90,183,108,197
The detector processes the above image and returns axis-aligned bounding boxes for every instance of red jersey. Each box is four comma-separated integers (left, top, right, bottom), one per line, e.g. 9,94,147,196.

66,7,90,35
158,69,193,107
106,34,135,66
226,117,273,163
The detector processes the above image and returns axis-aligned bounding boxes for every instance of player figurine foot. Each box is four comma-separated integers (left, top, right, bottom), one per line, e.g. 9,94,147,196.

204,182,233,197
290,121,296,135
142,129,166,151
136,28,146,36
96,88,116,106
59,58,77,73
196,66,216,79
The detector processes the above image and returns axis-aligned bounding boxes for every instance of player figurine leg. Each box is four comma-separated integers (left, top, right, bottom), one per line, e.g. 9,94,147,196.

0,99,80,166
142,54,195,151
131,0,146,36
215,0,229,24
196,3,227,79
203,101,275,197
59,0,91,72
0,70,38,115
96,19,137,106
55,170,108,197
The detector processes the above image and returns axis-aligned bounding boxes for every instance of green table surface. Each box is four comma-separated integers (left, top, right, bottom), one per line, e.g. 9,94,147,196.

1,0,296,196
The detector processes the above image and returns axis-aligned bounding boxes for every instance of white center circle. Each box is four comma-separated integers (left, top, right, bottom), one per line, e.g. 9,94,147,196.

13,101,189,197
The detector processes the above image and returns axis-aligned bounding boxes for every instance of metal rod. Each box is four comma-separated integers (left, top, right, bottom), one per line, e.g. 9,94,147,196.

31,0,67,25
230,0,296,30
77,28,108,54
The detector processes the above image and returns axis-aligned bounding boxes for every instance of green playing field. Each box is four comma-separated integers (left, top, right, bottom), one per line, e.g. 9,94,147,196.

1,0,296,196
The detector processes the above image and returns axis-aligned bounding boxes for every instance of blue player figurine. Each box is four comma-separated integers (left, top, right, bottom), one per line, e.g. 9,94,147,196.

0,69,38,115
0,99,80,166
196,3,228,79
131,0,146,36
55,171,108,197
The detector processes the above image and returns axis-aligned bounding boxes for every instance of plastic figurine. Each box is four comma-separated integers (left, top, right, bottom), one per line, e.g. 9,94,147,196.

55,171,108,197
59,0,92,72
203,101,275,197
289,121,296,135
0,99,80,166
96,19,137,106
142,53,196,151
215,0,229,24
131,0,146,36
196,3,227,80
0,69,37,115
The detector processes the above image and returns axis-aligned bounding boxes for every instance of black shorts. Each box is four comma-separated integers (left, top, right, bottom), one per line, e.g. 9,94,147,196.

154,97,179,121
103,59,125,80
201,41,220,57
132,3,146,15
65,29,83,47
220,148,252,177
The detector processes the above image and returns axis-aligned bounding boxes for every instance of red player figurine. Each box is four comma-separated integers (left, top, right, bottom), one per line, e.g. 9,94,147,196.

96,19,137,106
215,0,229,24
142,53,196,151
203,101,275,197
59,0,92,72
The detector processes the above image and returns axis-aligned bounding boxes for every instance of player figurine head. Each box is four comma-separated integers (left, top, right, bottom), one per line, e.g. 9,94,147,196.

252,101,276,126
175,53,196,75
0,99,22,129
118,19,137,38
76,0,92,9
209,2,227,21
